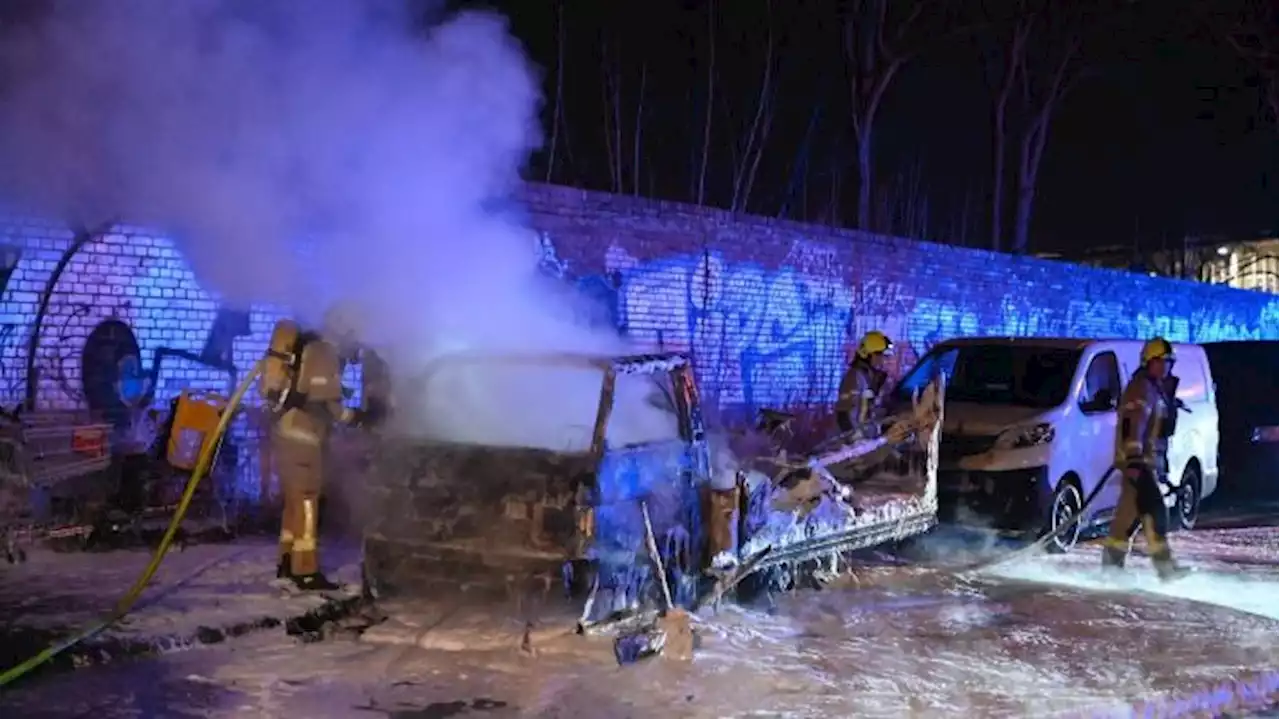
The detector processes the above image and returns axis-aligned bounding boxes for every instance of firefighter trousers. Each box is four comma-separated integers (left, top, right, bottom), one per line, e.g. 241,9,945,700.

1105,464,1172,559
274,436,326,577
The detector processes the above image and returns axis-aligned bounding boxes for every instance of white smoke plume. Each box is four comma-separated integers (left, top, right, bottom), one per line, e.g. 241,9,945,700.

0,0,677,450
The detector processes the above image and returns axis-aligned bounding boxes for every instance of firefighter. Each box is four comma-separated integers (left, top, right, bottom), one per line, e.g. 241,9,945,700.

264,303,385,591
835,330,894,434
1101,337,1187,581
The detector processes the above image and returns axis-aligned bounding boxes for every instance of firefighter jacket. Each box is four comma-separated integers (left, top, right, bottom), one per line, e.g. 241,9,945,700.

835,359,888,426
1115,371,1172,475
275,337,354,447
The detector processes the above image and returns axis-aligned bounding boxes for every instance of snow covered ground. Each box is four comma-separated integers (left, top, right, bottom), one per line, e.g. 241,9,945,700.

0,526,1275,718
0,539,363,675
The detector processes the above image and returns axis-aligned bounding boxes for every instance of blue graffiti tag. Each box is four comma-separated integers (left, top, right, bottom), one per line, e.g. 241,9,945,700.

535,235,1279,413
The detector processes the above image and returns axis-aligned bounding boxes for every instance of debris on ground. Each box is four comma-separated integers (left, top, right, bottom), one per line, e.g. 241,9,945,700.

0,537,363,679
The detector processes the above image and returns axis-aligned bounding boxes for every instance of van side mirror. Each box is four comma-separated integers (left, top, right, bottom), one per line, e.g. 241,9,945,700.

1081,389,1116,413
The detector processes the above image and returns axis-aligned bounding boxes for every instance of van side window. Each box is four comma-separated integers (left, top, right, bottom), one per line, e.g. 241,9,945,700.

1174,356,1208,403
1081,351,1121,412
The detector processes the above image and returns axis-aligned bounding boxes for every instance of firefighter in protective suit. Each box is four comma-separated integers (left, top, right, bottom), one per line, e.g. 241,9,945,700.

264,303,386,591
835,330,894,434
1101,337,1187,581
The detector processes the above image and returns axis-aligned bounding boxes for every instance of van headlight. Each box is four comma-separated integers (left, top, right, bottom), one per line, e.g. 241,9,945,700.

998,423,1056,449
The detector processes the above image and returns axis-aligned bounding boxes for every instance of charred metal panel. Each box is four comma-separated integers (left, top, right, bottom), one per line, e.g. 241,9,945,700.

361,439,594,599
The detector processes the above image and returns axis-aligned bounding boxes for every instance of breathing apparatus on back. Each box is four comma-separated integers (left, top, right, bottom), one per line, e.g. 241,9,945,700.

258,302,361,414
258,302,393,430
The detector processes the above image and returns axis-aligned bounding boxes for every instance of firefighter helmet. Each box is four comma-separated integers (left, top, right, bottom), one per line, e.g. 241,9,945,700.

322,301,362,345
856,330,895,359
1140,337,1175,364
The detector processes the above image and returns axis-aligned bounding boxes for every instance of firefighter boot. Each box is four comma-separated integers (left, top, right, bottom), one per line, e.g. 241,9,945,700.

1151,547,1189,582
277,554,291,580
290,571,341,592
1100,539,1127,571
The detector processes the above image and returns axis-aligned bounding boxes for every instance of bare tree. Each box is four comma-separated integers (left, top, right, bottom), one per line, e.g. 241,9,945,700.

839,0,967,232
977,1,1089,255
777,103,824,219
730,0,777,213
599,35,624,194
975,1,1032,251
598,34,649,196
1219,0,1277,122
1008,4,1083,255
632,62,647,196
952,183,976,247
820,161,847,226
695,0,716,205
544,0,567,183
875,156,932,239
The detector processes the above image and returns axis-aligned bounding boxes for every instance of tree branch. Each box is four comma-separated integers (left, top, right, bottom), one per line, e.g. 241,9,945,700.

611,45,624,193
1022,34,1081,185
841,0,968,230
1217,0,1278,121
986,11,1033,251
696,0,716,206
731,0,776,213
544,0,565,184
598,35,620,194
1009,4,1085,254
777,102,823,219
738,93,775,213
632,62,647,196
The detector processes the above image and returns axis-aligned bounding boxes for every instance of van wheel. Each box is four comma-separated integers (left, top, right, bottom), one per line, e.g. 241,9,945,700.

1045,481,1084,554
1175,465,1201,531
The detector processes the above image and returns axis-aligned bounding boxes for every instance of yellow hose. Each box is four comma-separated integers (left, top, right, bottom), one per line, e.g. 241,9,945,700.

0,360,264,689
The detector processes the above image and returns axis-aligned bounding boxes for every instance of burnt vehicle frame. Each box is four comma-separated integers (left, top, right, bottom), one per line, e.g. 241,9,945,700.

360,350,945,629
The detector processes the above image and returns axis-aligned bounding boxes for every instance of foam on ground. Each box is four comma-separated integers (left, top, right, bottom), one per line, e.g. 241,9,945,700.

984,550,1280,621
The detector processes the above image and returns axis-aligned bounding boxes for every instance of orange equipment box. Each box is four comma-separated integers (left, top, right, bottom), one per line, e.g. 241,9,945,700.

166,389,230,471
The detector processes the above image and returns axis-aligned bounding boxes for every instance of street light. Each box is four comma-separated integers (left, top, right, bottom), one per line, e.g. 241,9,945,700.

1217,245,1230,256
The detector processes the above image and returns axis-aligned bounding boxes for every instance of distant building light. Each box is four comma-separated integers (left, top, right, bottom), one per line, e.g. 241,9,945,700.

1217,245,1230,256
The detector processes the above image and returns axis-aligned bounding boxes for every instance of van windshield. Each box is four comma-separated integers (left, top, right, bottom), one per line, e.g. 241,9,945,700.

893,344,1082,409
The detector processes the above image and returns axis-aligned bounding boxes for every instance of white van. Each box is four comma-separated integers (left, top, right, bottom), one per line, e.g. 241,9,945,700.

890,337,1219,550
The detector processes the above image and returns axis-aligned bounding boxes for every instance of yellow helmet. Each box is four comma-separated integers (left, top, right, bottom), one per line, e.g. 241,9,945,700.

1140,337,1175,364
857,330,895,359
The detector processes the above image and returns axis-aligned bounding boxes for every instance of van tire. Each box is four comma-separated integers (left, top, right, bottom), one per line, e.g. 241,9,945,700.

1175,464,1201,531
1045,479,1084,554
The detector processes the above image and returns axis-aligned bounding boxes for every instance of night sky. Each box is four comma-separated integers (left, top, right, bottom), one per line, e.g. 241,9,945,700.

480,0,1277,256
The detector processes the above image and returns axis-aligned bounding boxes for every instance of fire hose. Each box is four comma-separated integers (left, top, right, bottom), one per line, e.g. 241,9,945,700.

808,468,1124,605
940,467,1119,575
0,360,264,689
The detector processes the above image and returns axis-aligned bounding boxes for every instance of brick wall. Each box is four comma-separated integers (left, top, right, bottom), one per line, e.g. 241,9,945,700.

519,184,1279,408
0,184,1274,499
0,223,283,409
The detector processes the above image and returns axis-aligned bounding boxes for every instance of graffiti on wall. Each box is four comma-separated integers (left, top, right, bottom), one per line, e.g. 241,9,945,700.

0,229,269,500
535,231,626,333
601,242,857,408
0,218,1268,505
200,308,252,370
537,234,1279,412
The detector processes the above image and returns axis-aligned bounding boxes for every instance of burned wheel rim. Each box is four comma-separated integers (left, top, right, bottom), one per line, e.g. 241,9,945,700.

1048,483,1083,553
